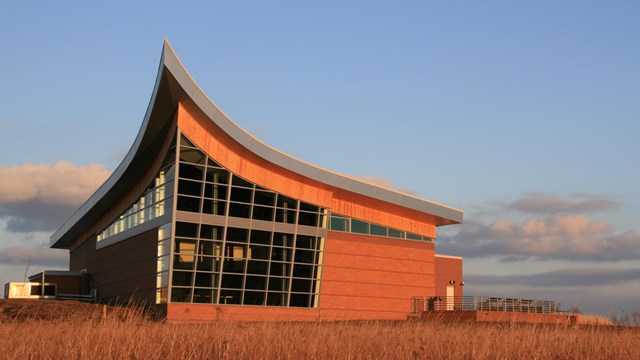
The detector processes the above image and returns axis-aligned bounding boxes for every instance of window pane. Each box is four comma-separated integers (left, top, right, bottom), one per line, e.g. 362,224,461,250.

193,288,216,304
351,219,369,234
200,225,223,240
273,233,294,247
243,291,266,305
275,209,296,224
172,271,193,287
254,191,275,206
205,167,229,184
178,163,204,181
177,196,201,213
204,183,227,199
157,255,170,272
268,278,289,292
269,262,291,277
277,195,297,209
245,276,267,290
171,287,192,303
250,230,271,245
290,293,310,307
178,179,202,197
226,228,248,243
180,147,206,165
156,271,169,288
174,238,196,270
299,202,319,212
196,255,220,272
197,240,214,256
246,260,269,275
291,279,312,293
407,232,422,240
298,211,318,226
330,216,348,231
294,250,315,264
179,134,196,148
230,187,253,203
202,199,226,216
252,205,274,221
370,224,387,237
158,223,172,240
158,239,170,257
220,274,244,289
219,289,242,304
295,235,315,249
388,228,404,238
231,176,253,188
249,245,271,260
194,272,217,287
292,264,314,278
266,292,287,306
271,248,292,262
175,222,199,238
229,203,251,218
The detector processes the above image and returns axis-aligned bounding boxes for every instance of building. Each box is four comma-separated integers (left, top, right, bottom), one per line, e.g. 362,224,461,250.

48,40,464,321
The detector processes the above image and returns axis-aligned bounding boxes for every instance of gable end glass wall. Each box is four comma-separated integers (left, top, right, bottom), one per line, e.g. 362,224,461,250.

168,133,327,308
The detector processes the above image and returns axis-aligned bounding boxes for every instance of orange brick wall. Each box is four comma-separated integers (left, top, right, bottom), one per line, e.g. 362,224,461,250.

167,303,320,322
434,255,463,299
318,231,435,320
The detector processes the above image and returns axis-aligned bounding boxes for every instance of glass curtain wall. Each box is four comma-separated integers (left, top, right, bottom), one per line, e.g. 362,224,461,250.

97,144,176,244
170,133,326,308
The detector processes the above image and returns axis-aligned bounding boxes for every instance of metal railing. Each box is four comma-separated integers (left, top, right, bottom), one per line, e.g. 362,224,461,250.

410,296,560,315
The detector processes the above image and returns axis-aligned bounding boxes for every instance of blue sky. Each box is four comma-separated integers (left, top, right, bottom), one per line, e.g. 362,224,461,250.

0,1,638,315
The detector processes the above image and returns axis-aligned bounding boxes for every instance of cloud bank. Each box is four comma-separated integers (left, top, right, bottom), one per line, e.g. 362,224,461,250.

508,192,619,214
0,161,110,205
466,267,640,288
439,216,640,262
0,161,110,233
439,193,637,262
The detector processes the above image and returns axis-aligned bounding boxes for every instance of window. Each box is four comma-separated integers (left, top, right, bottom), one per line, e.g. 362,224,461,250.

328,213,433,243
169,133,326,308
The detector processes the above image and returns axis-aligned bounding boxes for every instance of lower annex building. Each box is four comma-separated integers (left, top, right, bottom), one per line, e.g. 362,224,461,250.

47,40,464,321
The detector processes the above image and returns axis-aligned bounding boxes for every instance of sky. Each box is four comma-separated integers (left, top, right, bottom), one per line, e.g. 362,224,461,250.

0,1,638,316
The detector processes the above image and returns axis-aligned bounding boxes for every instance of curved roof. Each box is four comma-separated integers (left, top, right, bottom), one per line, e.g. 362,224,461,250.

51,39,462,249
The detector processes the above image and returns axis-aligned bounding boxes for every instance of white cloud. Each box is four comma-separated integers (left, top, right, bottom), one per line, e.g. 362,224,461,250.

467,267,640,287
0,161,110,205
0,161,110,232
440,215,640,262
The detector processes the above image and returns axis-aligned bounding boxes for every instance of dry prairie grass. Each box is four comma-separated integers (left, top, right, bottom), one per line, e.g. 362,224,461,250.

0,300,638,359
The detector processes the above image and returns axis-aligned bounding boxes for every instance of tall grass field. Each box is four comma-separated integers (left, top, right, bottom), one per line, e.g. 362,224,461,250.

0,300,638,359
